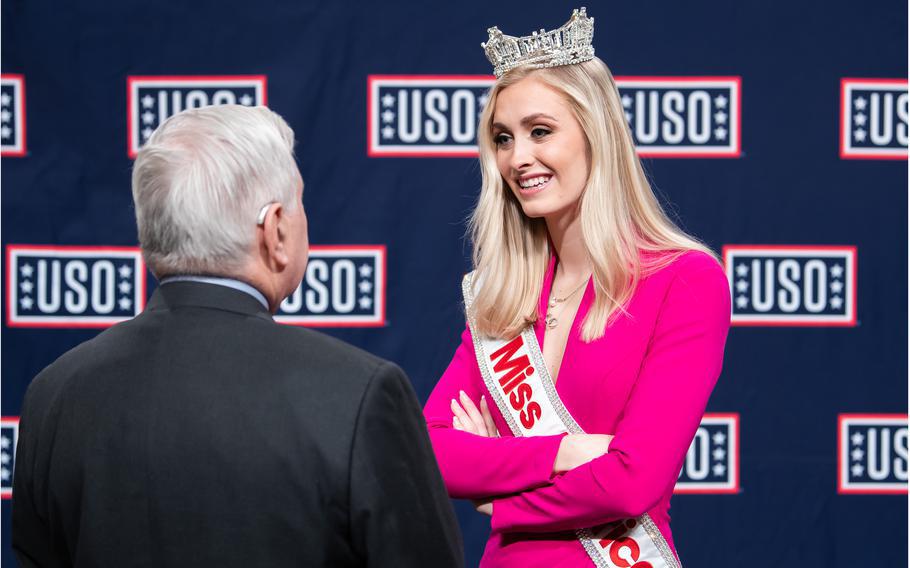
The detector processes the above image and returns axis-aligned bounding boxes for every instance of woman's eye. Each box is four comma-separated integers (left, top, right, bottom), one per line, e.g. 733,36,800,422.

531,127,551,138
494,133,513,146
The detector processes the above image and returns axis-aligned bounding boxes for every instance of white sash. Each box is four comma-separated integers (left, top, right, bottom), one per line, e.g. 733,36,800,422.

462,272,681,568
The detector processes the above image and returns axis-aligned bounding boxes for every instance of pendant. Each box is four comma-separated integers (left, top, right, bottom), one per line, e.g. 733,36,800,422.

545,313,558,329
548,298,557,308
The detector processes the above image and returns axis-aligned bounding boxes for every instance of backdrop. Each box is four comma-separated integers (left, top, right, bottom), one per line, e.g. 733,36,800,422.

1,1,908,566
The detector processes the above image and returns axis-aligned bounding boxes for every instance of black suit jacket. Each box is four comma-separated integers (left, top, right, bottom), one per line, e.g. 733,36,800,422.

12,282,463,567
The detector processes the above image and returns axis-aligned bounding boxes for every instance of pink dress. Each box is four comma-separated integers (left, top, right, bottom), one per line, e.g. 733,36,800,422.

424,251,731,567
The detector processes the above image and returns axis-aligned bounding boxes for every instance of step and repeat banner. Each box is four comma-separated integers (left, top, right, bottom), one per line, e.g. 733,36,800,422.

1,1,907,566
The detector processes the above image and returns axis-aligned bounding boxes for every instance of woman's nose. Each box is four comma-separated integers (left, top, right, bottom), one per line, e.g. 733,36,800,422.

510,138,534,171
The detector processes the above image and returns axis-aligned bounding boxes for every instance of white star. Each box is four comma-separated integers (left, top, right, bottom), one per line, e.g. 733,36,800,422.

1,453,8,465
850,463,864,477
0,92,11,106
142,127,153,140
358,296,372,309
20,296,34,310
381,126,394,139
1,436,8,449
118,281,132,294
712,431,727,445
830,264,844,279
118,297,132,311
358,280,373,293
118,264,133,278
0,109,10,123
624,111,633,123
850,431,864,446
735,279,748,293
382,110,395,123
712,447,726,461
830,280,844,293
141,94,155,108
20,280,33,293
736,263,748,277
712,463,726,477
830,296,843,310
854,113,867,126
714,111,728,124
736,295,749,309
850,447,864,461
1,468,9,481
854,97,867,111
714,94,728,108
20,264,34,277
239,94,254,106
381,93,395,108
714,126,728,140
1,126,10,139
142,111,155,125
478,93,489,108
358,264,373,278
854,129,866,142
621,94,633,108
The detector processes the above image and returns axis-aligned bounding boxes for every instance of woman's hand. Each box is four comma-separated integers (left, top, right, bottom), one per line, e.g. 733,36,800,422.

450,391,499,438
553,433,614,474
473,498,493,516
451,391,499,516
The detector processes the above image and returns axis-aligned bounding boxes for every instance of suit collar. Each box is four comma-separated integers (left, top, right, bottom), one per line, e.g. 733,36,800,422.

147,281,274,321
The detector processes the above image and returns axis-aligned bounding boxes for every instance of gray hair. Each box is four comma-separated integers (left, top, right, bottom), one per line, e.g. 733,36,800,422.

132,104,300,277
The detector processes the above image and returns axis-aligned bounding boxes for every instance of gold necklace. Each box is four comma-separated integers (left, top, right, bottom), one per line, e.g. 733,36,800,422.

545,276,589,329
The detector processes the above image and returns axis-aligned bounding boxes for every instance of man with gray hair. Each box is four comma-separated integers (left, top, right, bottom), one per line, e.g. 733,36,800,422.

11,105,463,567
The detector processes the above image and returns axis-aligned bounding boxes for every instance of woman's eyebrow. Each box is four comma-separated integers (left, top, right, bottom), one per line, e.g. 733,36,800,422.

492,114,558,131
521,113,558,126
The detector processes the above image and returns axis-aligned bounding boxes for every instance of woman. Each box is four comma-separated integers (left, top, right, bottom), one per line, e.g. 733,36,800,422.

424,8,731,568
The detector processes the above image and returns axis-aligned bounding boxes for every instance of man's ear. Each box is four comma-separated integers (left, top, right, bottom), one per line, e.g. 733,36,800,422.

260,203,289,272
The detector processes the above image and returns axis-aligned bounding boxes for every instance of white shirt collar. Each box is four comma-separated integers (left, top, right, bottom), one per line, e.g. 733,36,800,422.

159,275,269,310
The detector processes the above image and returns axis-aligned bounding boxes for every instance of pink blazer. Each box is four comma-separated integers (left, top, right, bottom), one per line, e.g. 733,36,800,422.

424,251,732,567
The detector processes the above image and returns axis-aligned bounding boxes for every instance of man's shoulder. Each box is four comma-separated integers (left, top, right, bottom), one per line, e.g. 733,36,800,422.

270,323,389,373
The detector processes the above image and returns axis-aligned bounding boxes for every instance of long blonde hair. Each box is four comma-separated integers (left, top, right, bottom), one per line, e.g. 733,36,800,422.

468,57,718,341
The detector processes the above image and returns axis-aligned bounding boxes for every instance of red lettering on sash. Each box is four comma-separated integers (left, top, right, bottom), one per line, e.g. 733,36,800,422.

489,335,543,429
509,383,532,411
520,402,542,429
597,519,653,568
599,519,636,548
490,336,533,395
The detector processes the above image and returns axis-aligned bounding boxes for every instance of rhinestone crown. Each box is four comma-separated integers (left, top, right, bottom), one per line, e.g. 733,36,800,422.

481,8,595,78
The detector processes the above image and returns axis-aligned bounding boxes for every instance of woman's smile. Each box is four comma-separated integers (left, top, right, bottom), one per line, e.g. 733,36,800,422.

517,173,553,194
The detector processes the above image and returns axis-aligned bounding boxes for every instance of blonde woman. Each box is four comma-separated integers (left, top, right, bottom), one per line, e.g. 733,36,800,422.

423,8,731,567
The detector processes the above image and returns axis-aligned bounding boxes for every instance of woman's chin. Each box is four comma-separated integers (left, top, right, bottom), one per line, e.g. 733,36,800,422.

518,204,551,219
518,200,578,223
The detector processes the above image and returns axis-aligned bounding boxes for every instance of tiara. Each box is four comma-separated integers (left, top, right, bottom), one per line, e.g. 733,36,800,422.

481,8,595,78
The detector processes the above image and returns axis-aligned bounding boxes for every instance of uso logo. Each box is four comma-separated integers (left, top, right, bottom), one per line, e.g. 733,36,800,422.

1,417,18,499
6,245,147,328
616,76,741,158
840,78,908,160
127,75,268,157
724,245,856,326
838,414,908,494
367,75,494,157
1,74,26,157
675,413,740,494
276,246,385,327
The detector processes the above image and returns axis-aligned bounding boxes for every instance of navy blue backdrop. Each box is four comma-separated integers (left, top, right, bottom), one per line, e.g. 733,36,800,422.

2,1,908,565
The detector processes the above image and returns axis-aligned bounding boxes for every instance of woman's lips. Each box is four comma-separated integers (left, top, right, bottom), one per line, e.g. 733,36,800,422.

517,176,552,195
